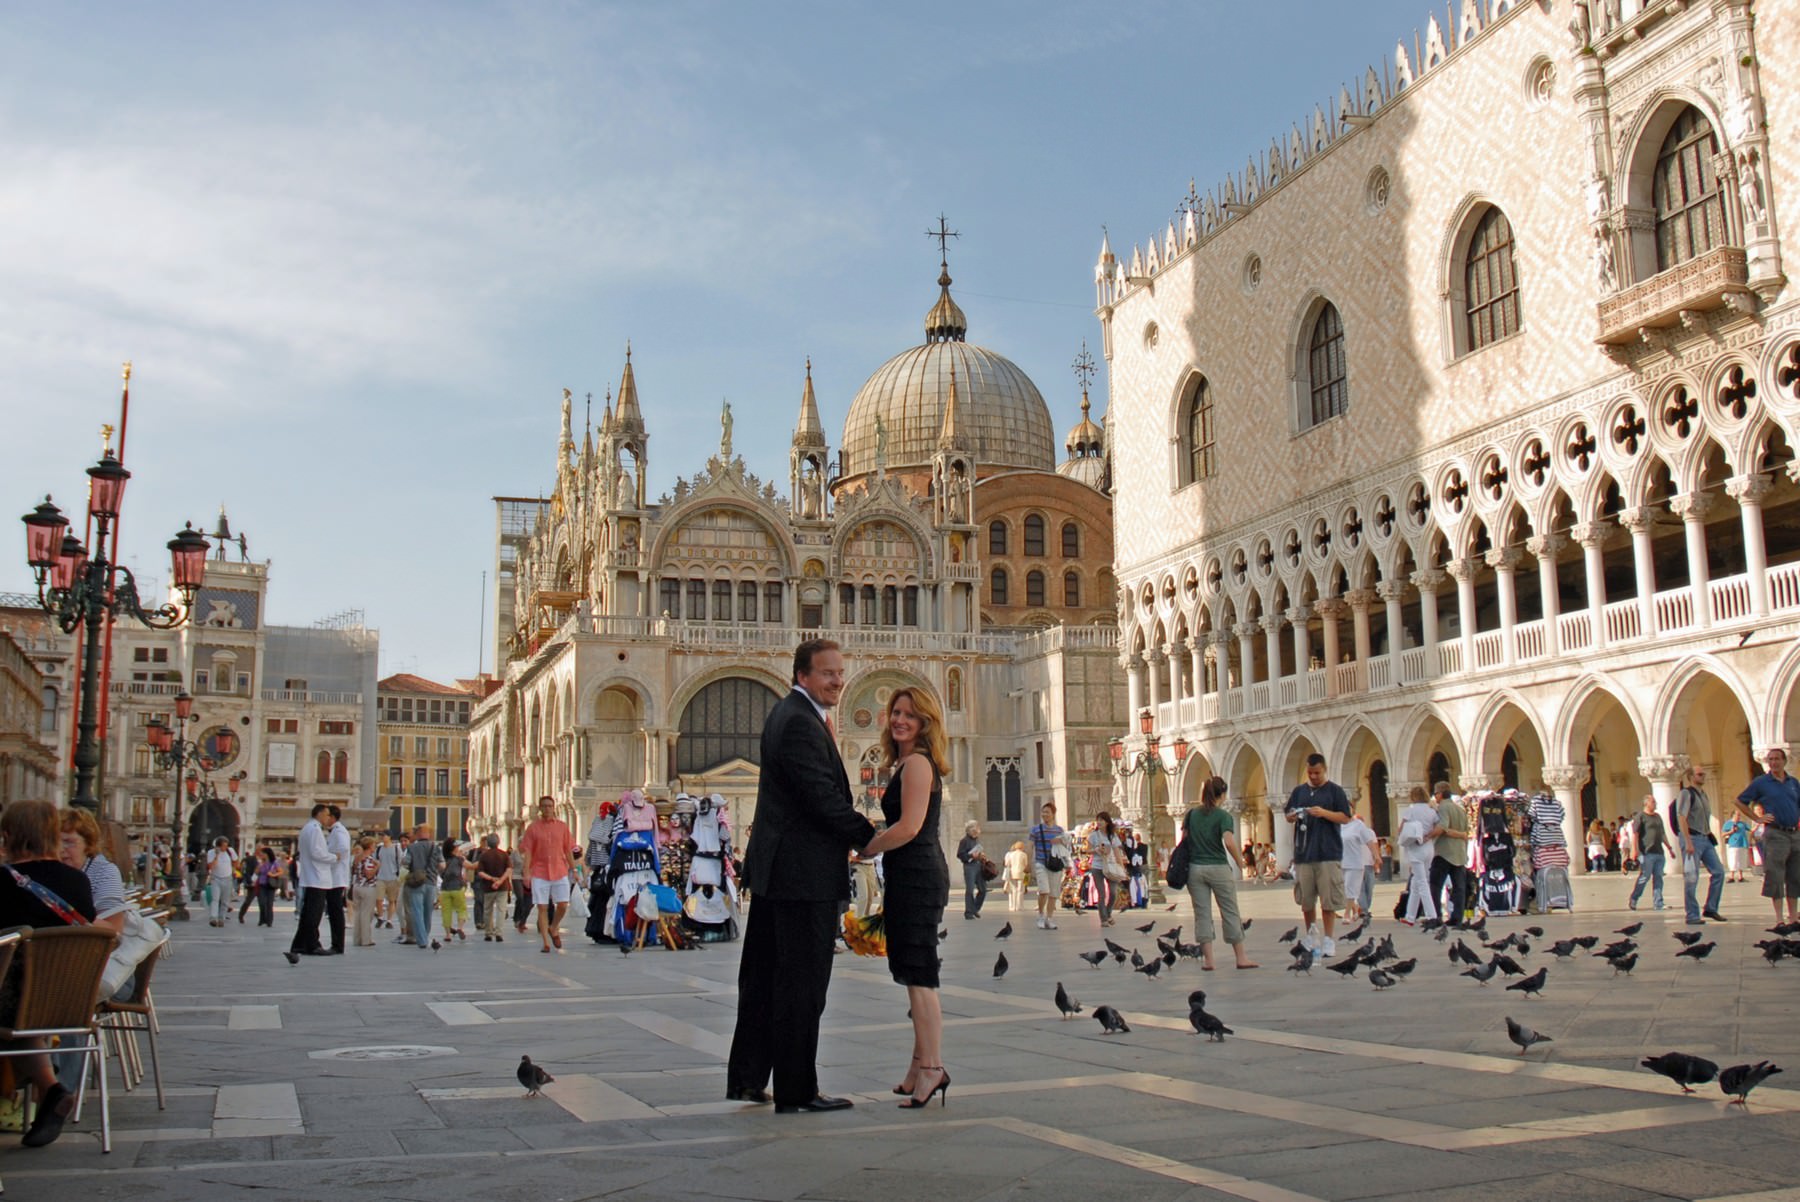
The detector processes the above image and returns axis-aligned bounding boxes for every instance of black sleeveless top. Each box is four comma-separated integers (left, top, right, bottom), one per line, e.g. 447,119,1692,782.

880,757,948,890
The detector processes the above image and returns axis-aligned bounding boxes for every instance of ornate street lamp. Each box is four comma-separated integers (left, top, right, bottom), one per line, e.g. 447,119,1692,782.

18,393,206,812
1109,713,1190,904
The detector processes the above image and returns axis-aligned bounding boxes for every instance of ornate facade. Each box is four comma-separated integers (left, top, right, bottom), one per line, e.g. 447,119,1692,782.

470,264,1125,845
1100,0,1798,867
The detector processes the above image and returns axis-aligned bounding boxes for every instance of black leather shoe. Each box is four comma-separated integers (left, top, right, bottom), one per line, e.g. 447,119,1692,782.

283,951,300,965
775,1094,853,1114
724,1086,771,1104
1703,910,1727,922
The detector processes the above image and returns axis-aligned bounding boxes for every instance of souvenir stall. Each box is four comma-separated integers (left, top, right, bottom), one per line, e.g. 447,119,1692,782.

676,792,740,943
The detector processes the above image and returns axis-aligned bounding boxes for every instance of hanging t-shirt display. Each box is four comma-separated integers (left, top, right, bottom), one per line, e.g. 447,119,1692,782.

606,829,661,944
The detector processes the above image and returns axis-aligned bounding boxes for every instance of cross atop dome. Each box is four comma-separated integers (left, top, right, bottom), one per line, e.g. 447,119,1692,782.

923,213,967,343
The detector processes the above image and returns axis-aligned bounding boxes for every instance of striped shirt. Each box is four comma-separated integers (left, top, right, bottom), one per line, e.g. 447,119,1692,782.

1527,796,1566,846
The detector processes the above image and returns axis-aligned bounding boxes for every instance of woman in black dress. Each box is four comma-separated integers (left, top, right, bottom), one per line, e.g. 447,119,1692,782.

857,686,952,1108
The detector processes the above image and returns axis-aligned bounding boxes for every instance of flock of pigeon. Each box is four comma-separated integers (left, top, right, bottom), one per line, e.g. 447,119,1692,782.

982,909,1794,1108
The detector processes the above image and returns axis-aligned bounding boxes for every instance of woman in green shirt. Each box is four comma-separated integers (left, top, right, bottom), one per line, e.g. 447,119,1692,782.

1182,776,1258,970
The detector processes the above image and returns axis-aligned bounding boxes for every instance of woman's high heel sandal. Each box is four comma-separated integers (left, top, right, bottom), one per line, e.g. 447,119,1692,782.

898,1067,950,1109
892,1055,921,1095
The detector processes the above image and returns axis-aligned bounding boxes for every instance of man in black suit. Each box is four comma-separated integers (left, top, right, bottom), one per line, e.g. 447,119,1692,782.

726,638,876,1113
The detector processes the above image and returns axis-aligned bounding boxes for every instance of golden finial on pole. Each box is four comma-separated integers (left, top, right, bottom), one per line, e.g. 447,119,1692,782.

101,424,116,455
122,361,132,383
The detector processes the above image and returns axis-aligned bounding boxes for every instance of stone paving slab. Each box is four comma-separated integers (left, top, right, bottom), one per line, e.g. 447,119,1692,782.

2,873,1797,1201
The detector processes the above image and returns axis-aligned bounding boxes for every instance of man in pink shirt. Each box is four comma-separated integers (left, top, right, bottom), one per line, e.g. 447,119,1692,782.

520,795,580,953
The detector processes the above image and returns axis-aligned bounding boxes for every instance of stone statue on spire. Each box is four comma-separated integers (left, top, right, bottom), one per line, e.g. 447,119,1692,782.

720,399,734,458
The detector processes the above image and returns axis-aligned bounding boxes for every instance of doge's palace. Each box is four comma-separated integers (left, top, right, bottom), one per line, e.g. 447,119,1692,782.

1099,0,1797,866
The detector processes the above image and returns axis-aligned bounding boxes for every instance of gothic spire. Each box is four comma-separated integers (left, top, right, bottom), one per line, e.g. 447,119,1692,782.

793,357,825,448
614,342,644,432
937,360,967,451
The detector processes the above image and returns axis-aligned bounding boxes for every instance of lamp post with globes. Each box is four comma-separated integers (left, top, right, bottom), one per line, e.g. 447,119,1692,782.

1108,708,1189,905
144,692,245,918
20,425,208,813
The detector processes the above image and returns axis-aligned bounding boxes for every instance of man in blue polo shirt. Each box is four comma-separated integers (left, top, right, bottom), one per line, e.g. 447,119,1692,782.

1737,747,1800,925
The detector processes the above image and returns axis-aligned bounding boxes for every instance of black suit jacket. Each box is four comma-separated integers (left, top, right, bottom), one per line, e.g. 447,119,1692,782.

743,689,876,902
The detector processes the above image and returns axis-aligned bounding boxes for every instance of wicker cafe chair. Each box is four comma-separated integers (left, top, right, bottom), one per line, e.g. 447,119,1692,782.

0,925,119,1154
95,943,165,1107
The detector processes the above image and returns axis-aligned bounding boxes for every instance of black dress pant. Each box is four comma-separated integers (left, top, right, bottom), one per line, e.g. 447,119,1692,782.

727,898,839,1105
290,887,327,954
1429,856,1468,924
324,886,347,951
256,884,274,926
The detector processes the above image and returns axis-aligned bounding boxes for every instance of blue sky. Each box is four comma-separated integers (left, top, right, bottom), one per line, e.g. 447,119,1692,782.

2,1,1436,683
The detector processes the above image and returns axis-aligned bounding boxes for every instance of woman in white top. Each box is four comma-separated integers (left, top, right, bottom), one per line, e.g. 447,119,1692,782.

205,837,237,927
1001,841,1029,911
1397,787,1441,925
1085,812,1124,928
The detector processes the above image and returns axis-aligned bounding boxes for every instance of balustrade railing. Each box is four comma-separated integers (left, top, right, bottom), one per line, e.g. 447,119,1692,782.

1653,587,1694,634
1472,630,1505,670
1513,620,1545,662
1557,610,1592,652
1709,575,1751,623
1603,599,1642,644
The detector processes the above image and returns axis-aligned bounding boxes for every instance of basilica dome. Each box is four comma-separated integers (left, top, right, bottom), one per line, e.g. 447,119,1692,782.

839,267,1055,481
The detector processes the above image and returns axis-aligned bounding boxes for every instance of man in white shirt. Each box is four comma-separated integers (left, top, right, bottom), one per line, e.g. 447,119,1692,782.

285,805,341,964
325,805,352,954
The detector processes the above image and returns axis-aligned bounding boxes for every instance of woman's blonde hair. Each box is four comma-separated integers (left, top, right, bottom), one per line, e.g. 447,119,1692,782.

880,687,950,776
1010,841,1026,853
59,806,103,856
1408,785,1428,804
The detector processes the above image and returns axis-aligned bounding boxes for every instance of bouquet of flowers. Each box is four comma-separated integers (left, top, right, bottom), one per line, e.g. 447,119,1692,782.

841,908,887,957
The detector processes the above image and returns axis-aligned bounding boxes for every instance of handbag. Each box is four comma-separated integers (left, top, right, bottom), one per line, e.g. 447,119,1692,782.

1099,843,1128,883
978,856,1000,882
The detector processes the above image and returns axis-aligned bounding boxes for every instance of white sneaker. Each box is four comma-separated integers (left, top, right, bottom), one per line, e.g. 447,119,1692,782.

1322,937,1337,958
1045,919,1059,930
1035,917,1048,930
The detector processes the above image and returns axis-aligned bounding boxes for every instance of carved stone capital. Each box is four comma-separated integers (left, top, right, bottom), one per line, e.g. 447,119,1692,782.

1313,598,1347,619
1410,569,1446,590
1540,764,1591,792
1145,648,1167,667
1458,773,1503,794
1727,473,1772,503
1376,580,1409,603
1617,506,1656,535
1669,493,1714,522
1260,614,1284,635
1285,606,1311,625
1445,557,1480,583
1233,621,1259,641
1525,533,1568,560
1637,754,1690,784
1570,521,1612,548
1484,547,1522,572
1343,588,1377,610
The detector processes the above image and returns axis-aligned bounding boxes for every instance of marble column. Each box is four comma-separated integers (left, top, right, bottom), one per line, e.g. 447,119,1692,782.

1618,506,1658,636
1166,639,1188,711
1527,533,1566,657
1729,474,1772,617
1378,579,1406,682
1234,622,1257,709
1487,547,1521,664
1447,557,1478,672
1261,615,1284,696
1189,636,1207,706
1540,764,1590,875
1412,569,1445,674
1315,598,1344,694
1126,655,1145,718
1639,754,1691,882
1145,649,1165,718
1288,606,1312,678
1670,493,1713,629
1571,521,1610,651
1347,588,1374,688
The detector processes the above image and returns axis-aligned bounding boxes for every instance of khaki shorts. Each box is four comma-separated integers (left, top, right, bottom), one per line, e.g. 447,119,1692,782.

1292,860,1345,912
1033,863,1064,896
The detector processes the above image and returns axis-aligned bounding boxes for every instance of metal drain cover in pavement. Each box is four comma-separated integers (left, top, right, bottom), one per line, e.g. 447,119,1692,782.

309,1045,457,1061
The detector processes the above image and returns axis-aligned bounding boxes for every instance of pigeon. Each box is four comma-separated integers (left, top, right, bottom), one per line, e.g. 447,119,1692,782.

1188,1006,1233,1042
1770,920,1800,936
1368,968,1396,990
1078,949,1109,969
1161,927,1185,942
1641,1052,1720,1094
1505,1016,1552,1056
1596,940,1637,961
1515,941,1532,955
1348,938,1379,962
1054,982,1083,1019
1420,917,1444,931
1615,922,1644,937
1611,953,1639,976
1093,1005,1131,1034
1130,949,1146,968
1340,920,1369,943
1161,951,1177,967
1111,949,1130,965
1186,989,1208,1009
617,942,631,955
1570,935,1599,949
1325,958,1360,979
1672,930,1706,946
938,929,949,942
430,939,442,952
993,952,1008,978
1135,959,1163,979
1135,921,1156,933
1490,953,1526,978
1103,938,1129,958
1506,966,1549,997
1675,941,1717,961
1484,935,1518,951
995,922,1013,940
1175,942,1205,960
1525,926,1545,938
1278,926,1299,944
517,1055,554,1097
1758,941,1790,966
1462,963,1498,985
1287,948,1315,974
1719,1061,1782,1105
1548,939,1580,958
1374,935,1397,963
1388,957,1417,977
1452,940,1483,966
1166,903,1179,911
1432,925,1451,943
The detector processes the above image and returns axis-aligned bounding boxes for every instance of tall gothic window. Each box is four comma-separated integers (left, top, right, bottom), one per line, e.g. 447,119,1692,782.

1306,303,1348,427
988,520,1008,555
1463,208,1520,350
1178,375,1215,484
990,567,1009,607
1061,521,1080,558
1654,106,1727,272
677,677,782,773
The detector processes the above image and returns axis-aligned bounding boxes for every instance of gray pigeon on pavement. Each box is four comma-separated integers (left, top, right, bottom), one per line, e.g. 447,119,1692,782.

1505,1016,1551,1056
1641,1052,1720,1094
518,1055,554,1097
1093,1005,1130,1034
1054,982,1082,1019
993,952,1008,978
1719,1061,1782,1105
